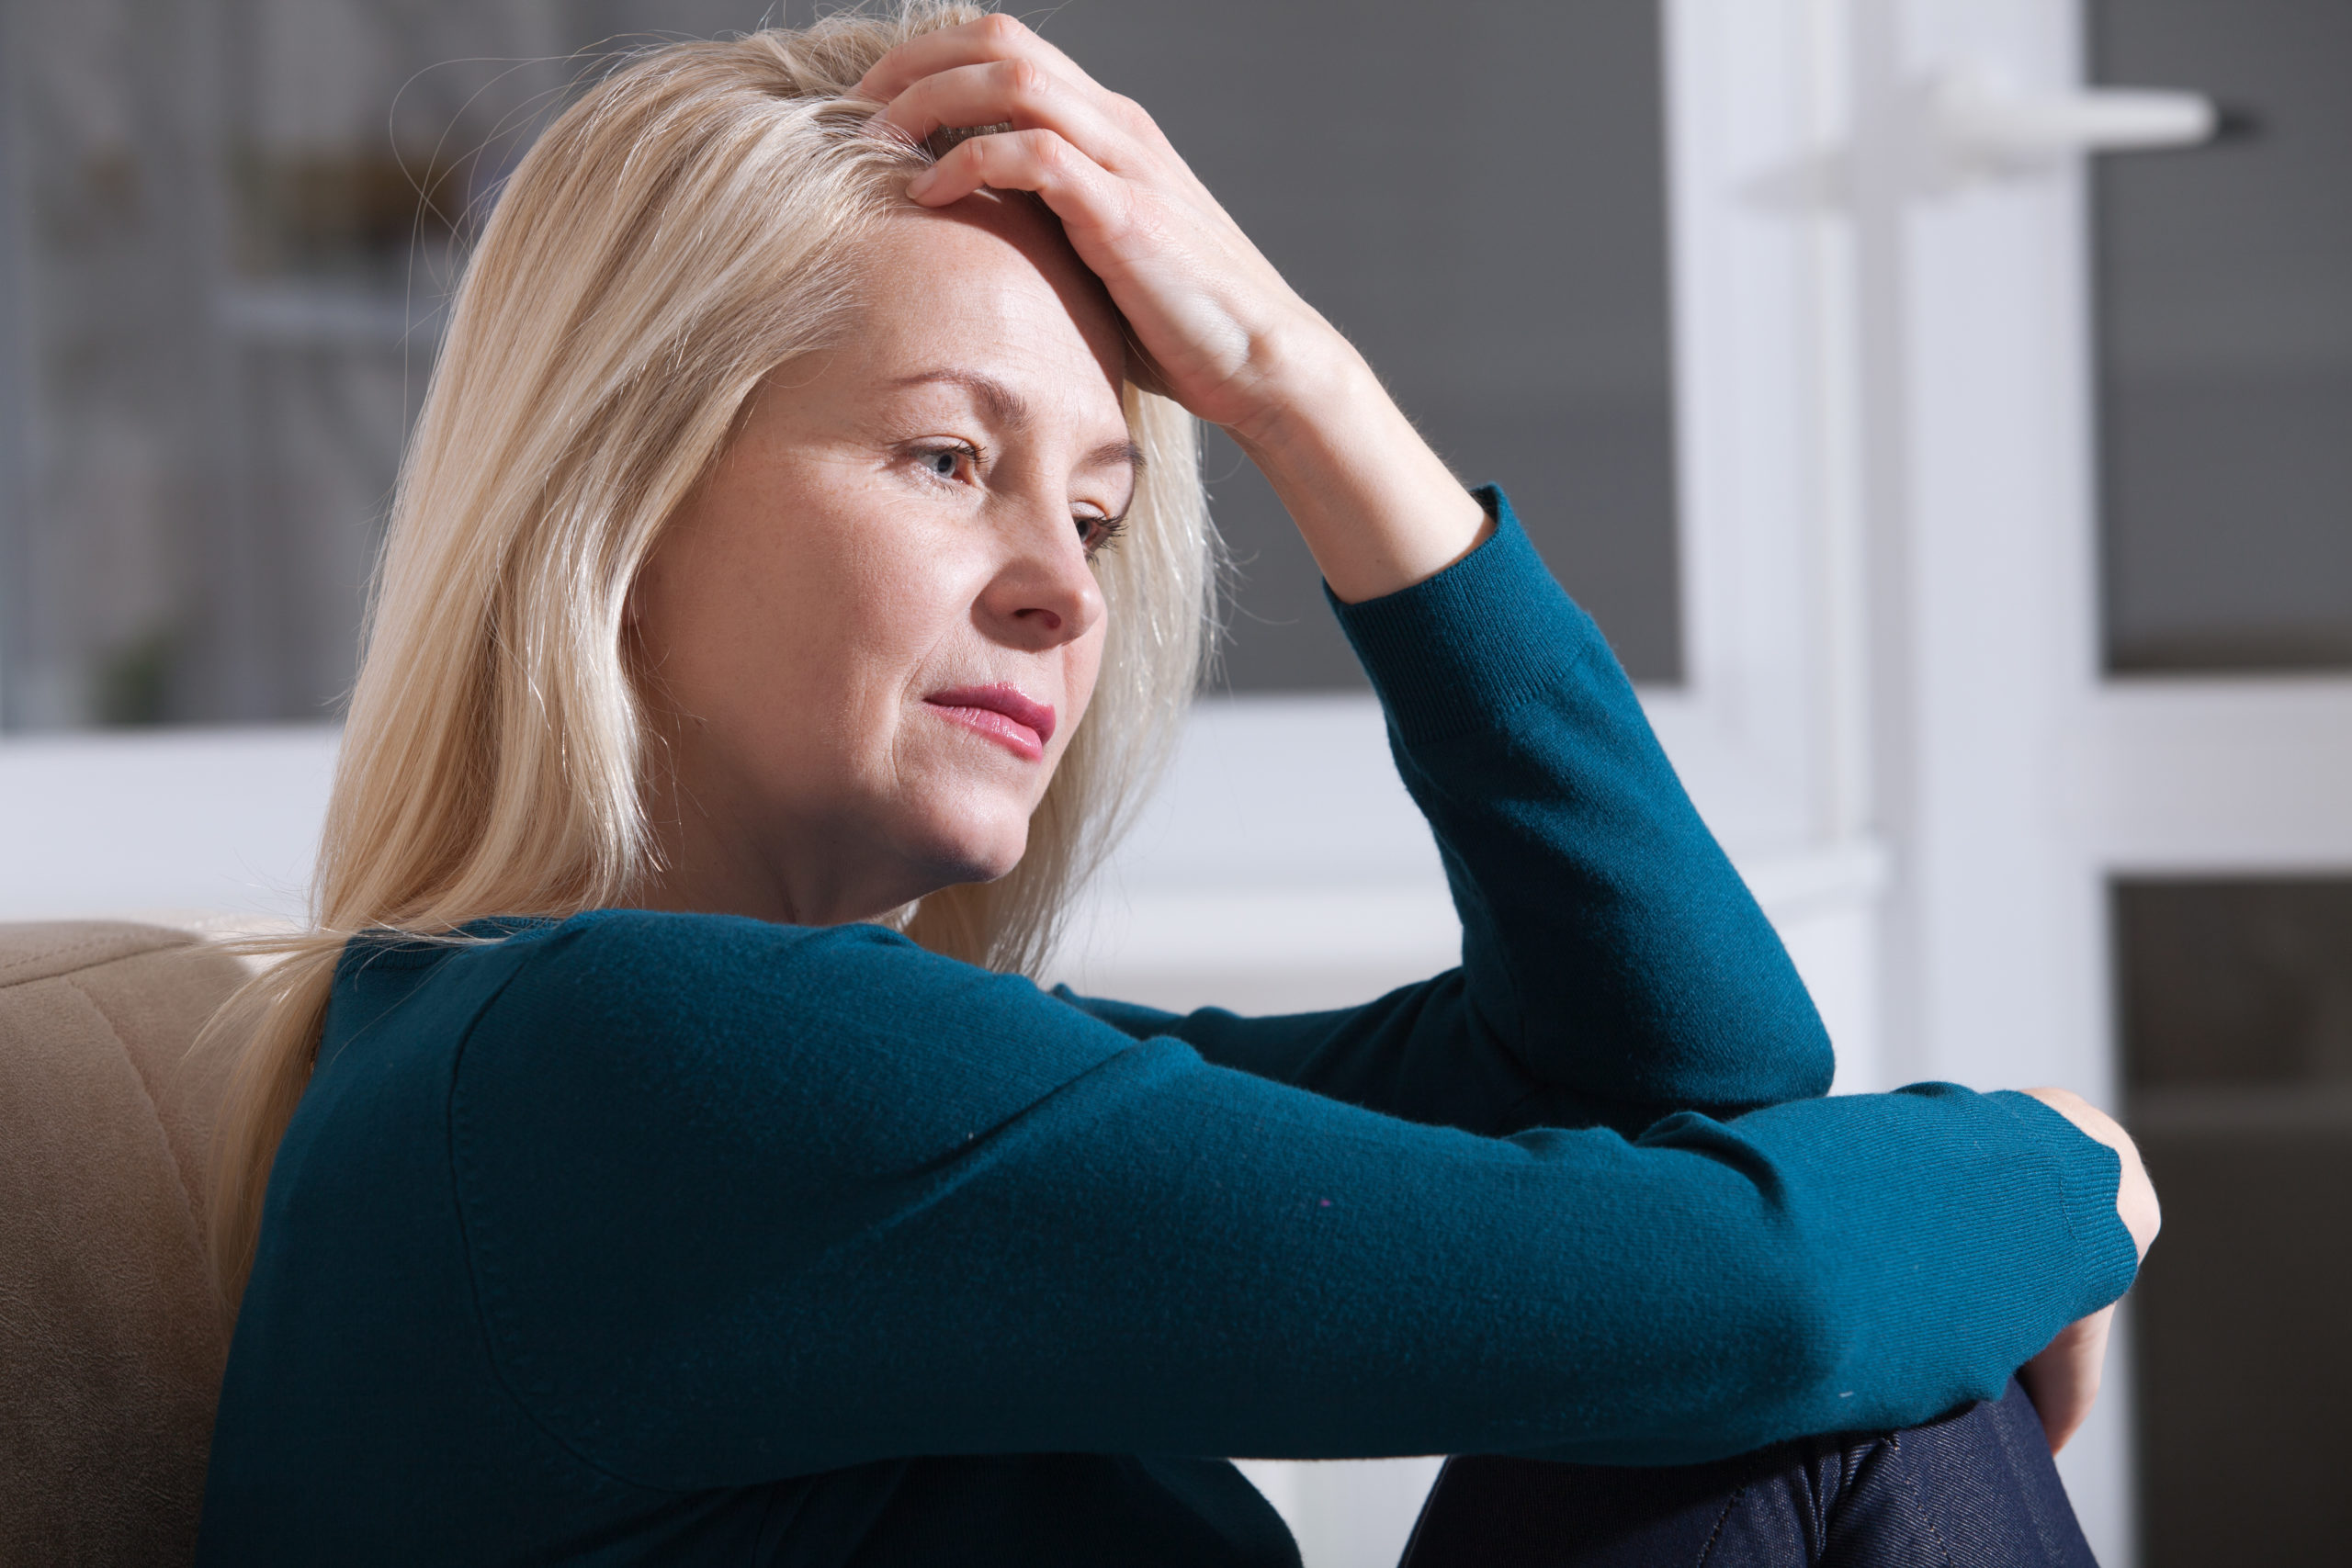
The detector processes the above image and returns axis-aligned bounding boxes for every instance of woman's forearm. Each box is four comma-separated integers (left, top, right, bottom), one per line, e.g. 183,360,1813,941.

1223,332,1494,604
1073,489,1837,1127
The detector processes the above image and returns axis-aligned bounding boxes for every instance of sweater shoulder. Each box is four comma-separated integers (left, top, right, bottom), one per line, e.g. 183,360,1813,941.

506,907,922,992
494,908,1046,1043
452,908,1153,1154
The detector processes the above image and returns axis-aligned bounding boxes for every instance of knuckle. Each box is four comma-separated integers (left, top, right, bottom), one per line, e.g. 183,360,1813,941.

976,13,1028,48
1024,130,1071,173
1001,56,1051,99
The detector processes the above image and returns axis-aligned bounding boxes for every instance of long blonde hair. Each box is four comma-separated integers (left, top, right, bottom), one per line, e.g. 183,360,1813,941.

202,5,1217,1308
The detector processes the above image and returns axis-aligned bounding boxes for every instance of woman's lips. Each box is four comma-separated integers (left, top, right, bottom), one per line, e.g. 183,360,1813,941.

923,684,1057,762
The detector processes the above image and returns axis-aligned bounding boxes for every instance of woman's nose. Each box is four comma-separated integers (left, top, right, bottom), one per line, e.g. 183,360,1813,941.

978,512,1106,649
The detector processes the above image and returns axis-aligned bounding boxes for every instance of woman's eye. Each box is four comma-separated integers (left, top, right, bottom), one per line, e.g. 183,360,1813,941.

911,443,978,484
1077,513,1128,560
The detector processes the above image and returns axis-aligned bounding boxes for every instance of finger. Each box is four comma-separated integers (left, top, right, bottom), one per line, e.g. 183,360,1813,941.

875,57,1141,173
2018,1307,2110,1455
853,14,1092,108
906,127,1133,235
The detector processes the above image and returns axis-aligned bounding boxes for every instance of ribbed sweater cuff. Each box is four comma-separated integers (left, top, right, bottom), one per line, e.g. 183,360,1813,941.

1328,486,1613,744
1985,1089,2144,1313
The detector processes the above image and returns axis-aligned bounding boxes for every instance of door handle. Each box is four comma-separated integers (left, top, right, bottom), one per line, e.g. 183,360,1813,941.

1930,62,2216,179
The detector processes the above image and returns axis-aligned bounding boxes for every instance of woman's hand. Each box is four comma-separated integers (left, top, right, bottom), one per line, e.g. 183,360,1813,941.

2018,1305,2114,1456
857,17,1489,603
860,15,1322,439
2015,1087,2160,1453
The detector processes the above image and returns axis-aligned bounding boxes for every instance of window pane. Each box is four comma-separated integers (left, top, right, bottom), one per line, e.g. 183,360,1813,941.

0,0,792,728
1043,0,1680,691
2111,877,2352,1562
2092,3,2352,674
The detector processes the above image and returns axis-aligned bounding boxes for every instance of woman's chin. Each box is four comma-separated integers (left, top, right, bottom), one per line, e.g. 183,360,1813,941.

899,817,1032,895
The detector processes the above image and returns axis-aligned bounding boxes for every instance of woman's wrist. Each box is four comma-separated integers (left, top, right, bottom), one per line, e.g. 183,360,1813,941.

1223,331,1492,604
1212,314,1363,454
2021,1086,2160,1262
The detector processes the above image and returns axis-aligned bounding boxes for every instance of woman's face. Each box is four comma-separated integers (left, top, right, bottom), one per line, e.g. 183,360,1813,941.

629,197,1136,926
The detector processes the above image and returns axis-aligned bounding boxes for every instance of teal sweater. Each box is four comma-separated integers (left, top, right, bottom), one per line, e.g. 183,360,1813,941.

198,492,2138,1566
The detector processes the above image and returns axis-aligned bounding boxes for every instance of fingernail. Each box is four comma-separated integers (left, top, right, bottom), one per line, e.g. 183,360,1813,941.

907,166,937,199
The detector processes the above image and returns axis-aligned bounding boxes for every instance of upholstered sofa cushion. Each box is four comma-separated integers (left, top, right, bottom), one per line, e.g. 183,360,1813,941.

0,922,247,1566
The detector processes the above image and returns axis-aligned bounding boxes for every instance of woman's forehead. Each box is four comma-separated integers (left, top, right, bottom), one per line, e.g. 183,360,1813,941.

852,203,1127,396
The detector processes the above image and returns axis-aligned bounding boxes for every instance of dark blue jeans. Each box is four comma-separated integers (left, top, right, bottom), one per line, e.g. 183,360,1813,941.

1399,1380,2097,1567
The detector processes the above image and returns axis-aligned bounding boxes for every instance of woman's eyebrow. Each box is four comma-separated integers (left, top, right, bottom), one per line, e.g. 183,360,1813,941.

888,368,1031,427
1088,438,1148,478
889,368,1146,476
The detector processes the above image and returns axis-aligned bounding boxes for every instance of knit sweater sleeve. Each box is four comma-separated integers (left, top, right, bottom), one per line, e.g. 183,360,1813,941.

1064,488,1832,1136
448,910,2138,1483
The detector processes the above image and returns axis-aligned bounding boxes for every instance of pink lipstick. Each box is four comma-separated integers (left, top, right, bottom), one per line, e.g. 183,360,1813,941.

923,684,1057,762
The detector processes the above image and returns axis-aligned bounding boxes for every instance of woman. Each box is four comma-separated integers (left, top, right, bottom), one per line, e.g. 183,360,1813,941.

196,7,2157,1564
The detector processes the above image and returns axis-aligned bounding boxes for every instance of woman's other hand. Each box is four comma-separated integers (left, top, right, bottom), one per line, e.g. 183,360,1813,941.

858,16,1490,604
2015,1087,2160,1453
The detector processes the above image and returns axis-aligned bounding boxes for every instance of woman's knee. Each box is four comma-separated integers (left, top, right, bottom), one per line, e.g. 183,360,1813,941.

1401,1382,2098,1568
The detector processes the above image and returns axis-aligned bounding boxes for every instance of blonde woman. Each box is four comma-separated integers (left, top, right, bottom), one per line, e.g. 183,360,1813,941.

195,8,2156,1565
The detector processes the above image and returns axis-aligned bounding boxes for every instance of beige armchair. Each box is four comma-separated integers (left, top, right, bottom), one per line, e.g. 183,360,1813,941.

0,923,248,1566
